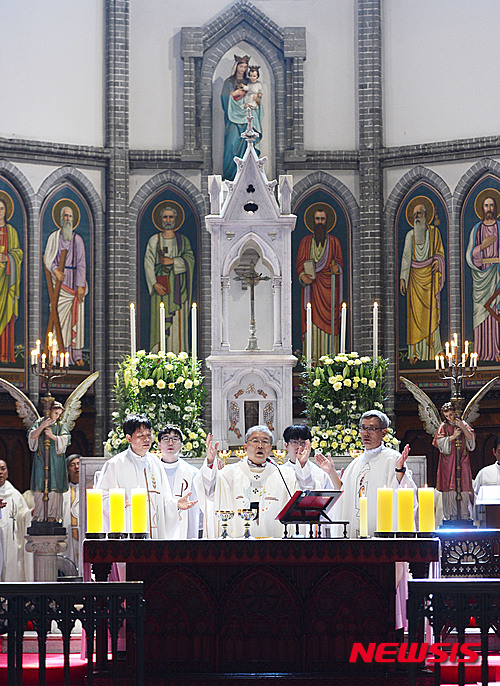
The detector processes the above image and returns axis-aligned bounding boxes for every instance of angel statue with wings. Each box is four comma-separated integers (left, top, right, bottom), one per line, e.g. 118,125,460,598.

0,372,98,528
400,375,499,522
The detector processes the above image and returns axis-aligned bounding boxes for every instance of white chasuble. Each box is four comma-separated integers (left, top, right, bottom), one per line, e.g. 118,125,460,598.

331,445,417,538
0,481,34,581
197,459,297,538
161,457,200,539
97,448,180,539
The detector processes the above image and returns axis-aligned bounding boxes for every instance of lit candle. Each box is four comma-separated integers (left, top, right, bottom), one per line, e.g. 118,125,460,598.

340,302,347,354
453,332,458,346
59,352,64,368
41,353,46,369
445,341,449,356
418,486,435,532
397,486,414,532
159,302,165,353
65,352,69,367
306,302,312,366
130,303,136,359
31,349,36,366
462,352,466,366
131,488,148,534
48,331,53,349
376,487,393,532
191,302,197,361
86,489,103,533
36,339,41,355
435,355,439,370
440,354,445,370
109,488,126,533
52,338,57,362
465,340,469,355
359,496,368,538
372,302,378,359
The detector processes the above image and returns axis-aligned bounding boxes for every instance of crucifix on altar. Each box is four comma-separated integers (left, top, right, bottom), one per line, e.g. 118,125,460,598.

233,253,271,351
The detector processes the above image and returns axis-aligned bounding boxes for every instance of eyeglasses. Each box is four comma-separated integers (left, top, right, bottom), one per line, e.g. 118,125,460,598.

359,425,382,434
288,439,307,447
161,436,182,444
248,438,272,446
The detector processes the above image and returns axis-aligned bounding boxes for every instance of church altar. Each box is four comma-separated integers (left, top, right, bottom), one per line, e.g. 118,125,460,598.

84,537,439,685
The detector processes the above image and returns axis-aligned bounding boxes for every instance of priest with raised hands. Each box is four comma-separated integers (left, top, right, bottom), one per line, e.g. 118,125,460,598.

97,415,197,539
331,410,416,538
282,424,341,490
196,425,309,538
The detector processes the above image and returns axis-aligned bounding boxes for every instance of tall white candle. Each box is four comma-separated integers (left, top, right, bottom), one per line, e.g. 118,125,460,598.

306,302,312,366
130,303,136,359
372,302,378,359
340,302,347,354
159,302,165,353
191,303,197,361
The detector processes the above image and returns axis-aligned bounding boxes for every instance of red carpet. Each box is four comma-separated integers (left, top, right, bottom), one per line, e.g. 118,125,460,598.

0,652,89,685
428,653,500,684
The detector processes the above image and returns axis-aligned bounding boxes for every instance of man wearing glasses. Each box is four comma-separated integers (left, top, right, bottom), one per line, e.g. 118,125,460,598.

333,410,415,539
196,425,310,538
97,415,196,538
158,425,201,538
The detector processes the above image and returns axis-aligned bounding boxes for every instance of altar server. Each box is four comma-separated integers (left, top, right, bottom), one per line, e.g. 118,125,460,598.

158,425,201,538
0,460,33,581
282,424,341,490
97,415,197,539
196,425,310,538
62,454,81,573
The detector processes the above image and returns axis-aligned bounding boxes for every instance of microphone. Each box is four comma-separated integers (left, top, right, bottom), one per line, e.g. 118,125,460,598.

266,457,292,498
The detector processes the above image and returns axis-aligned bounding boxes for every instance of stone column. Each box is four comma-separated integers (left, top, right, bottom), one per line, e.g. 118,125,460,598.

272,276,282,349
26,535,67,581
104,0,130,424
356,0,384,357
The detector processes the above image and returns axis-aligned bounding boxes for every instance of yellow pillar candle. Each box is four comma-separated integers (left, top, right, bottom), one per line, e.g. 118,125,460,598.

359,496,368,537
376,487,393,532
109,488,126,533
86,489,103,533
398,486,414,532
418,486,435,532
131,488,148,533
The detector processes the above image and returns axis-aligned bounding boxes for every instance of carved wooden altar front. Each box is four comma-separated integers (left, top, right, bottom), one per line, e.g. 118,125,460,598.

85,538,439,685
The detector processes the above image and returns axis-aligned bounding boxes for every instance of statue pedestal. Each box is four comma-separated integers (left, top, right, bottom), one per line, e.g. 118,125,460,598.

25,534,67,581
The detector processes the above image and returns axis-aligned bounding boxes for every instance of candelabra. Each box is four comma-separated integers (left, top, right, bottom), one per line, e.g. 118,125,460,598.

435,333,478,405
434,333,478,522
30,334,69,524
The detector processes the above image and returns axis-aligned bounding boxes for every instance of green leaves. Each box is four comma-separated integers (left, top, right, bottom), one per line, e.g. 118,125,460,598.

301,352,391,455
105,351,206,458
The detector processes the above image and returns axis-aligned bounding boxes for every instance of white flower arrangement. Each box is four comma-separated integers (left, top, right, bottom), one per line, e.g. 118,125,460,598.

105,351,206,458
302,351,399,455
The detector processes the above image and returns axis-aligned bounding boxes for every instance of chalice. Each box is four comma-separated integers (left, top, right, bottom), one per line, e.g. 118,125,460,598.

272,449,287,465
238,508,257,538
216,510,234,539
218,449,232,466
234,448,247,461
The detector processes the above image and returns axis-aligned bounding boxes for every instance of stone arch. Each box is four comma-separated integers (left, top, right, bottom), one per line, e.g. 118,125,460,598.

291,172,358,357
36,167,105,436
453,158,500,215
222,231,281,276
199,1,291,182
384,167,452,400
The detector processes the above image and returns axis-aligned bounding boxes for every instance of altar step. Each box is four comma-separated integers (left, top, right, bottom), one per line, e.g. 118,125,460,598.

1,629,82,653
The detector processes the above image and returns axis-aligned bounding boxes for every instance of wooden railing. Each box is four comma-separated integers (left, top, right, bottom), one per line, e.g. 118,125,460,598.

0,581,144,686
407,578,500,686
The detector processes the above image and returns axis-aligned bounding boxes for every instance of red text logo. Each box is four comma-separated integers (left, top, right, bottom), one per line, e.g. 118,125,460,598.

349,642,480,664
